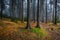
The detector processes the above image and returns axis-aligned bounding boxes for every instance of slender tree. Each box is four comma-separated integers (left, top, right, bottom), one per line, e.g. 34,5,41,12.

33,0,36,23
10,0,16,18
25,0,31,29
54,0,57,24
0,0,5,19
50,0,53,22
21,0,24,22
52,0,55,23
10,0,12,18
40,0,44,22
0,0,1,19
45,0,47,23
17,0,22,21
36,0,40,28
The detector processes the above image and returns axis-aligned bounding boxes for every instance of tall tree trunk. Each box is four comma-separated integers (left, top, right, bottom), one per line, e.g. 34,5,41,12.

25,0,31,29
40,0,44,22
42,11,44,22
36,0,40,28
0,0,2,19
33,0,35,23
54,0,57,24
12,0,16,18
10,0,16,18
18,0,22,21
21,0,24,22
10,0,12,18
45,0,47,23
0,0,4,19
53,0,57,24
52,0,54,23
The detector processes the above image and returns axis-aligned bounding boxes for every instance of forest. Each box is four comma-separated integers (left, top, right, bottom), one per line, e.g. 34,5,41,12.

0,0,60,40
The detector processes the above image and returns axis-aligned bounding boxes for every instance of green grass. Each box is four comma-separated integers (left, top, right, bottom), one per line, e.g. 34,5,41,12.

18,28,47,38
17,28,49,40
30,28,47,37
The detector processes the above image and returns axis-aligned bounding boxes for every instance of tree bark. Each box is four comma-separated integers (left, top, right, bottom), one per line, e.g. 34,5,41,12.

0,0,5,19
45,0,47,23
36,0,40,28
25,0,31,29
21,0,24,22
10,0,16,18
33,0,36,23
18,0,20,20
54,0,57,24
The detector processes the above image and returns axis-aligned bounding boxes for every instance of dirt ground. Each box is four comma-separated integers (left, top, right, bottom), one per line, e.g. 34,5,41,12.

0,19,60,40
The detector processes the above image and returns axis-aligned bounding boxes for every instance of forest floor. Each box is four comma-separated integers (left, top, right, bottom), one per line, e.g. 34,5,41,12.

41,23,60,40
0,18,60,40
